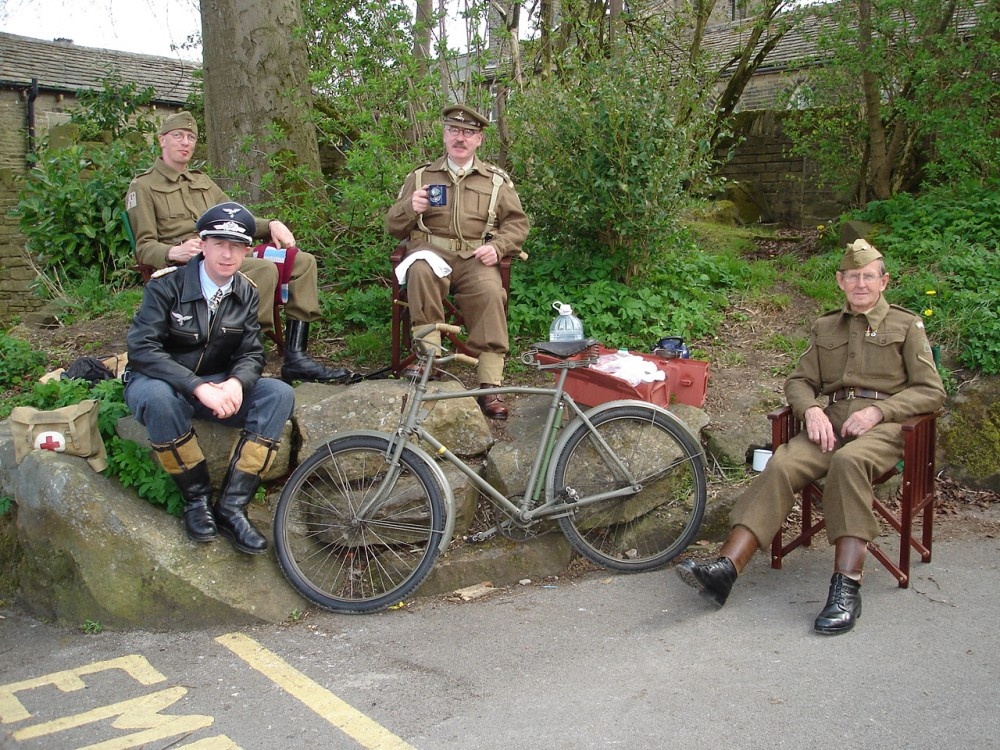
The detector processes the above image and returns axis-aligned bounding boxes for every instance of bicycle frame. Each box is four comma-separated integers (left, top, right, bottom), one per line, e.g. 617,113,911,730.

348,331,696,553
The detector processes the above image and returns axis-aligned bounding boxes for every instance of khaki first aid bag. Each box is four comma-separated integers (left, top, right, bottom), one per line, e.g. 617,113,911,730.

9,399,109,472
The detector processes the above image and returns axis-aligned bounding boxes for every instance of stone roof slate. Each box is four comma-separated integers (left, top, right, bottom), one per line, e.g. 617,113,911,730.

0,32,199,104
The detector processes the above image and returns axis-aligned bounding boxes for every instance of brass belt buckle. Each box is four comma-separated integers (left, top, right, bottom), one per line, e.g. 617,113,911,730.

846,387,855,400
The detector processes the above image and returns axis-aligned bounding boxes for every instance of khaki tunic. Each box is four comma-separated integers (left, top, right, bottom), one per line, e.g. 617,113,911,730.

385,155,529,384
731,295,946,546
125,158,321,332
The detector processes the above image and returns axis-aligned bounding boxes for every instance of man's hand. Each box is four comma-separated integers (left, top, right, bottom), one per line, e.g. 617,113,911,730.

268,220,296,248
804,406,838,452
193,378,244,420
411,187,430,214
167,237,203,264
840,405,884,440
473,244,499,266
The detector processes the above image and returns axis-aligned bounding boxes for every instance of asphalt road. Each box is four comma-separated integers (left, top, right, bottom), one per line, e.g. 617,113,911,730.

2,533,998,750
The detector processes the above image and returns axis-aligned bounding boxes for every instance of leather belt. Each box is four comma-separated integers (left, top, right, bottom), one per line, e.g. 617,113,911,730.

829,387,889,403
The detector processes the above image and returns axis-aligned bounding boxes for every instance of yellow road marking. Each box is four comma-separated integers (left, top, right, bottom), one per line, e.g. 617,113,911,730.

216,633,417,750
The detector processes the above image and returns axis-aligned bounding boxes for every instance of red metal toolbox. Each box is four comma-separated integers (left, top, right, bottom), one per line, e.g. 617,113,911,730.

535,345,709,409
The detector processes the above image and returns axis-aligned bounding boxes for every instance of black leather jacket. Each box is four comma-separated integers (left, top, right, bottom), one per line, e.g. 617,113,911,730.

126,256,265,398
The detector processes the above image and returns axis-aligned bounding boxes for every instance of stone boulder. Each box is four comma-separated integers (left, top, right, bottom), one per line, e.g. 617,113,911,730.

12,450,304,629
940,376,1000,492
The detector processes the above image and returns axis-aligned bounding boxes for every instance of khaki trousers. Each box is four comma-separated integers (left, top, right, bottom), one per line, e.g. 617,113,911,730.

405,248,509,385
730,401,905,547
239,250,321,333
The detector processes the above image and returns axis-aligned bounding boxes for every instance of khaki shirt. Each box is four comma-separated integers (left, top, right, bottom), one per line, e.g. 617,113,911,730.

385,155,529,259
125,158,272,269
785,295,945,423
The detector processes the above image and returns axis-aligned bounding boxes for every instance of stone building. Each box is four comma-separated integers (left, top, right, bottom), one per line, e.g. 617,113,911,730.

0,33,198,324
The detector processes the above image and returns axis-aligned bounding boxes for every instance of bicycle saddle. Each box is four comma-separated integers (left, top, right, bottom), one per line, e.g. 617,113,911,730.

531,338,599,358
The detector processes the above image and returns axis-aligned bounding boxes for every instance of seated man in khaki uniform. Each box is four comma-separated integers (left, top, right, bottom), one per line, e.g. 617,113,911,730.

125,111,349,385
676,240,945,635
385,105,530,419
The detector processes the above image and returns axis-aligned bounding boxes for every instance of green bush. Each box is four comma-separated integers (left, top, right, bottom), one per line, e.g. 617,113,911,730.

0,332,47,392
851,182,1000,373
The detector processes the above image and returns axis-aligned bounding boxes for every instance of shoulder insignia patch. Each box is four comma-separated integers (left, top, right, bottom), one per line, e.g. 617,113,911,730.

916,320,925,329
126,191,137,210
150,266,179,280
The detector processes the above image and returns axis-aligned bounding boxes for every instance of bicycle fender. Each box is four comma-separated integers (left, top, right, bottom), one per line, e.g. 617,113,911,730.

317,429,457,553
544,399,705,503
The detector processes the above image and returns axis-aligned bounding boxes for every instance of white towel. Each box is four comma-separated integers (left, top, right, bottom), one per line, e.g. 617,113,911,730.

394,250,453,285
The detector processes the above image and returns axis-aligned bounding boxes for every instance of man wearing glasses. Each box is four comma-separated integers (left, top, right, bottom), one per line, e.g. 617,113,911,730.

125,111,351,385
676,239,945,635
385,105,530,419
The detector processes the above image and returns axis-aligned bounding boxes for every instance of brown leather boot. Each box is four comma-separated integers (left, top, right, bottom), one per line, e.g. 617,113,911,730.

151,429,217,543
676,526,758,607
477,384,508,420
814,536,867,635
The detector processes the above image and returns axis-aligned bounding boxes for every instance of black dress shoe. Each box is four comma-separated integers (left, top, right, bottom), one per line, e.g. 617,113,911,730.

281,350,351,384
676,557,737,607
814,573,862,635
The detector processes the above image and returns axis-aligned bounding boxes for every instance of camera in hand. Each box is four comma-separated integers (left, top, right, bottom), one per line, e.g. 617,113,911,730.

427,184,448,207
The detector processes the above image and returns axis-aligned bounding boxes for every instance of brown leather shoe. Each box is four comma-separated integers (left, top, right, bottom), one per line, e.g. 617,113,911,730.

477,384,508,420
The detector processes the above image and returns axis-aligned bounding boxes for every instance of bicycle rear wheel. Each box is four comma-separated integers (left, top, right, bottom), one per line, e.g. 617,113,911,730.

273,433,447,613
553,404,706,572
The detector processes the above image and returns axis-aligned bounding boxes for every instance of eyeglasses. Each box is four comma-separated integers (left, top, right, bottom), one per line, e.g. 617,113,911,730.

445,125,478,138
840,272,884,285
166,130,197,144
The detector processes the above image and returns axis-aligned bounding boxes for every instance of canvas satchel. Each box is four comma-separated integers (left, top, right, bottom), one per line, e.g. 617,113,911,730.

9,399,108,472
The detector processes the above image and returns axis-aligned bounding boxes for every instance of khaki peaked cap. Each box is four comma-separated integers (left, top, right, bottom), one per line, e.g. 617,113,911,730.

443,105,489,131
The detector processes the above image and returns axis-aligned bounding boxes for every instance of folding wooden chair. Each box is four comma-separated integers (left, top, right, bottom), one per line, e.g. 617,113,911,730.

768,405,941,588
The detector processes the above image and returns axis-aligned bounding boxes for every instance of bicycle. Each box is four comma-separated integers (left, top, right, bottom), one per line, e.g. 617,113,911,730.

273,324,708,613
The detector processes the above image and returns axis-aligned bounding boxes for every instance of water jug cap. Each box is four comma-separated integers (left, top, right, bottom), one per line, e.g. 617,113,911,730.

553,300,573,315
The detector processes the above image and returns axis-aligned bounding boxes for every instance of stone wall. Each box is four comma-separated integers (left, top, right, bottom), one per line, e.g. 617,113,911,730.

716,110,851,228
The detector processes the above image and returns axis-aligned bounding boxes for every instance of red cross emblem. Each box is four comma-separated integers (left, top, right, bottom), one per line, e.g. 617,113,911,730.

35,431,66,453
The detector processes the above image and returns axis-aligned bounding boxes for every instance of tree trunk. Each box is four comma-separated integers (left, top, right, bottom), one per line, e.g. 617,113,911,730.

857,0,892,200
200,0,320,201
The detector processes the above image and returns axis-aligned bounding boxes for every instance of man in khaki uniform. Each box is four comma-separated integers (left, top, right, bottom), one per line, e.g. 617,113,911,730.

385,105,530,419
125,111,350,385
677,240,945,635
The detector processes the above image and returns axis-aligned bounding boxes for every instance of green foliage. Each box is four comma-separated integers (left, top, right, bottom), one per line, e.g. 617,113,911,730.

782,0,1000,199
0,496,11,517
10,377,184,517
509,229,742,349
13,76,158,294
507,47,720,284
0,332,47,392
850,181,1000,374
80,619,103,635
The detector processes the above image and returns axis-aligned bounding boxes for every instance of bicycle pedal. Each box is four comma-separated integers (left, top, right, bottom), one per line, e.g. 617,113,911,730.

464,527,499,543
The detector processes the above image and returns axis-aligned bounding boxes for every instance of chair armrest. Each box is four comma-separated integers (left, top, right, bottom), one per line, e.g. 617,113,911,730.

767,405,798,448
900,411,941,433
390,242,406,266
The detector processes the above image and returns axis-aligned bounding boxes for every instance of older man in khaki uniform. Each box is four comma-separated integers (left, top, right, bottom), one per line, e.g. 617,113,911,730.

385,105,530,419
125,111,349,385
677,240,945,635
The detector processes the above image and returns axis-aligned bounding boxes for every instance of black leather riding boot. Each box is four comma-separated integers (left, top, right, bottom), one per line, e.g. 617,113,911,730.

214,432,279,555
151,430,216,542
814,536,867,634
676,526,758,607
280,320,351,384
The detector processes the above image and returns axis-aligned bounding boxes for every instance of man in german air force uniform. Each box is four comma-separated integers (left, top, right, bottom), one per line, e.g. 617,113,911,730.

676,240,945,635
385,105,530,420
125,111,350,385
124,202,295,556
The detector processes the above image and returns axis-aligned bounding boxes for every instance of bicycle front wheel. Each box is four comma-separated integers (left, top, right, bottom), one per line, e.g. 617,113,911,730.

273,434,447,614
553,404,706,572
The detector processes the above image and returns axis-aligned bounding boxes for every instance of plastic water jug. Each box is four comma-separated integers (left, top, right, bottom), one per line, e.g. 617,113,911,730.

549,301,584,342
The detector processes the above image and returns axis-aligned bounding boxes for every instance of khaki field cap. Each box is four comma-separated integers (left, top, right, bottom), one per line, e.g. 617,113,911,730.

443,105,489,131
839,238,884,271
159,111,198,137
